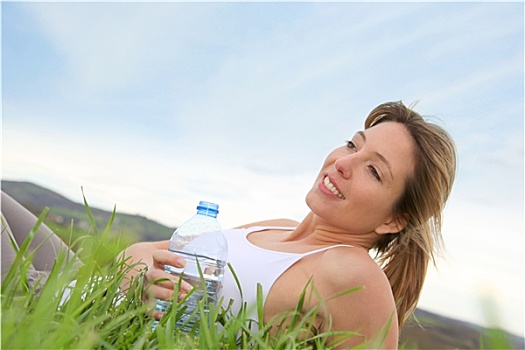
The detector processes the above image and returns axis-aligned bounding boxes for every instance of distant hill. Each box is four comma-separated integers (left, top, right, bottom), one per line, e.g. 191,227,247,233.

1,180,523,349
400,309,524,349
1,180,174,242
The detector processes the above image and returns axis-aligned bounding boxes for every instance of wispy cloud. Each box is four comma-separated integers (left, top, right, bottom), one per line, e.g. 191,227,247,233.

24,3,216,92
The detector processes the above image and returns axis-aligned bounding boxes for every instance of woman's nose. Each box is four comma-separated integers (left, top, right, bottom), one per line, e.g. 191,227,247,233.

334,154,353,179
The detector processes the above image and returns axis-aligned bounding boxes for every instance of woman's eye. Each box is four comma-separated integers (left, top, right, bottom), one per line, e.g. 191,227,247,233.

369,166,381,181
346,140,357,152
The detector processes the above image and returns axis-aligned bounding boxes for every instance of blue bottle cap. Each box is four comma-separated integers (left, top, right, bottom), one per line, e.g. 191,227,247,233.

196,201,219,217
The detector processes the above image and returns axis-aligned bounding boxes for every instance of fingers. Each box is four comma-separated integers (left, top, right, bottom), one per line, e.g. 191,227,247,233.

144,279,193,321
152,310,163,321
143,250,193,301
143,283,174,321
146,283,177,303
145,272,191,296
152,250,187,270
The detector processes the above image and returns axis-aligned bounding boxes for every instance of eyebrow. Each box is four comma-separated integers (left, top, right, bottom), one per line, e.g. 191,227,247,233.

356,131,394,180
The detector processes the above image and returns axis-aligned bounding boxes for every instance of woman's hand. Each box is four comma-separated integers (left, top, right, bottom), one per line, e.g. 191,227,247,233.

118,241,193,320
143,249,193,320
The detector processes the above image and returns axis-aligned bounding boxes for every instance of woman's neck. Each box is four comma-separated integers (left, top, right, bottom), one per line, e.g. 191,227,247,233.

283,212,377,250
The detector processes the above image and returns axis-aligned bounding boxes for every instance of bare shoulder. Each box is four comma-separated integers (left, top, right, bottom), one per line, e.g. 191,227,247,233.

234,218,299,229
314,247,398,347
319,247,391,296
314,247,397,326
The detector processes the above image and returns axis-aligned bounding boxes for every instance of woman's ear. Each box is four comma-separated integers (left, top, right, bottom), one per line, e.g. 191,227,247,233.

375,214,408,235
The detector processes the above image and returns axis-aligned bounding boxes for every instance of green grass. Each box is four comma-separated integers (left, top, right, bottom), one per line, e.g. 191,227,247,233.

2,197,519,349
0,198,367,349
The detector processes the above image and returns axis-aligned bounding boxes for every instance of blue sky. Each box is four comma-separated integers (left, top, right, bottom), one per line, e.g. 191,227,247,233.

2,2,523,335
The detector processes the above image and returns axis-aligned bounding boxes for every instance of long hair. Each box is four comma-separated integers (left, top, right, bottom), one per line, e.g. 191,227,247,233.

365,101,457,328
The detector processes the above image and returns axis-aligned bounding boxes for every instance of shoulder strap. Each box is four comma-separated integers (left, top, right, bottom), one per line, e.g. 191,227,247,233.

302,244,353,257
244,226,296,233
241,227,353,255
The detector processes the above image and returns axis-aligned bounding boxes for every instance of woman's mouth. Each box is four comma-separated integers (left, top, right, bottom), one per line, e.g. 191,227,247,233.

323,176,345,200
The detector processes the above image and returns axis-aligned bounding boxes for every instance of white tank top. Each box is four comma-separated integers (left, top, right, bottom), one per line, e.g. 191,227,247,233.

221,226,353,324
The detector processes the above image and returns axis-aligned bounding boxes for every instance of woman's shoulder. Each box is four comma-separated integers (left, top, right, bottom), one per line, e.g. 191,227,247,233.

312,248,399,347
234,218,299,229
318,247,392,296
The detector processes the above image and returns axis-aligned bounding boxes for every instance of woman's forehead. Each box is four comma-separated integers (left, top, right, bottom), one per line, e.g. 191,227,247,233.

362,122,415,173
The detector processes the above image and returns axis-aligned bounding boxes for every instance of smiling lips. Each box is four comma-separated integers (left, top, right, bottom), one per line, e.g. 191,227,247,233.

323,176,346,200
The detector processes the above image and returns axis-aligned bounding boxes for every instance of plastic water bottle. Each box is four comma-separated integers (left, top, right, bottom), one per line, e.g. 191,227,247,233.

152,201,227,335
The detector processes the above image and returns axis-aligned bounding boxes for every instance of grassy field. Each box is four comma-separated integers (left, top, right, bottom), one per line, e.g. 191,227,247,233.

1,202,376,349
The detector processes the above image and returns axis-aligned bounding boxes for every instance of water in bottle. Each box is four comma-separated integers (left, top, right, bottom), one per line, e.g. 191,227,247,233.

152,201,227,335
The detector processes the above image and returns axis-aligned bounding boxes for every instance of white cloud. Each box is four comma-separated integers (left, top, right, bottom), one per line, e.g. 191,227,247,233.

420,57,523,110
2,126,313,229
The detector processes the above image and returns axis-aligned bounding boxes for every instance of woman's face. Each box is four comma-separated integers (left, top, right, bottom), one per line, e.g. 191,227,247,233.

306,121,415,235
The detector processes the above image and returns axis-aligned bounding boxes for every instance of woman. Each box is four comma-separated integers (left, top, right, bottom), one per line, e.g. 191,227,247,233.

120,101,457,348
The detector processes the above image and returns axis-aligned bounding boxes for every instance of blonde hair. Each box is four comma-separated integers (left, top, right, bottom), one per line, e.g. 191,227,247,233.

364,101,457,328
